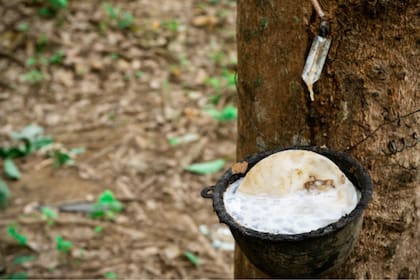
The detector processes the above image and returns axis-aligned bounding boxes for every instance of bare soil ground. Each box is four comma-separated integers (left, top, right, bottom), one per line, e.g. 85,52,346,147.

0,0,237,278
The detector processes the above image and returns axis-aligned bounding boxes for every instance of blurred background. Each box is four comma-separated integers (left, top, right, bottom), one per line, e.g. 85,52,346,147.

0,0,237,278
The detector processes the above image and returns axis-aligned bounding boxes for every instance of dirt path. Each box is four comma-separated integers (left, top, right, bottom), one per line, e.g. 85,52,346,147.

0,0,237,278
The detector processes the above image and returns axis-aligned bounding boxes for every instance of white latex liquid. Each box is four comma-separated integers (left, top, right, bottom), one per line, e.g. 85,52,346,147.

224,177,360,235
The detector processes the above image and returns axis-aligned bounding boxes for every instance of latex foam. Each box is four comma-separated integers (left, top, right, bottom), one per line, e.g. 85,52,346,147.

224,150,360,234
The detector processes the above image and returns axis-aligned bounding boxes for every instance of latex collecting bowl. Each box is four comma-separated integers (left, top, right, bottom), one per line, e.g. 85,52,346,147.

201,146,373,278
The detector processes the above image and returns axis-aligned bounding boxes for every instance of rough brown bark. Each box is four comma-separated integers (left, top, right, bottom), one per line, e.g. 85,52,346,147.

235,0,419,278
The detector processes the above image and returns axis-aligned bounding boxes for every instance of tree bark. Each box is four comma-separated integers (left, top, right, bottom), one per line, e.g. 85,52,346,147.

235,0,419,278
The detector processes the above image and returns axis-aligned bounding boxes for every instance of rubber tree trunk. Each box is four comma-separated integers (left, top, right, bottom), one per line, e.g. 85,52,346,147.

235,0,419,278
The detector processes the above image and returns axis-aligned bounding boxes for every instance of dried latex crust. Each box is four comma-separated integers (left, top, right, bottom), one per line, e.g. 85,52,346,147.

238,150,347,196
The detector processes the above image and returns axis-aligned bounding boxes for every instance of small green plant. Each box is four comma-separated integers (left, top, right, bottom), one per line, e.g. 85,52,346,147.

167,133,199,147
184,251,200,267
56,235,73,253
206,77,222,91
162,20,180,32
7,225,27,246
12,255,37,265
0,272,29,279
0,124,53,208
1,124,52,160
135,71,144,79
90,190,123,220
9,124,53,154
104,272,118,279
185,159,225,175
0,178,10,208
0,125,53,208
222,68,236,89
26,57,37,66
0,125,83,211
94,225,103,233
48,147,84,168
48,0,68,10
21,70,44,83
49,50,65,65
17,22,29,32
103,3,134,30
205,68,236,105
117,12,134,29
209,51,225,64
39,0,68,17
50,151,73,167
103,3,120,20
41,206,58,225
26,50,64,68
205,105,238,122
4,158,21,180
35,35,49,53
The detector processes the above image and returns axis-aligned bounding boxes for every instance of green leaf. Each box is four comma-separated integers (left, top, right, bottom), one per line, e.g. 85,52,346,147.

12,255,37,265
7,225,27,245
168,134,199,146
118,12,134,29
135,71,144,79
48,0,68,9
38,7,53,17
10,125,52,155
11,125,43,142
94,225,103,233
0,272,28,279
4,158,21,180
56,236,72,253
51,151,74,168
103,3,119,19
78,248,85,257
104,272,118,279
50,50,65,65
185,159,225,175
210,51,225,64
0,147,26,159
205,105,237,122
162,20,179,32
209,93,222,105
0,178,10,208
168,137,181,146
17,23,29,32
21,70,44,83
36,35,49,53
206,77,222,90
184,251,200,267
222,69,236,88
70,147,85,155
204,108,222,119
26,57,37,66
32,136,53,151
41,207,58,225
90,190,123,219
219,105,237,121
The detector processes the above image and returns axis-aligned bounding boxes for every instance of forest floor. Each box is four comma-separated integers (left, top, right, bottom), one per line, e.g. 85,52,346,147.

0,0,237,278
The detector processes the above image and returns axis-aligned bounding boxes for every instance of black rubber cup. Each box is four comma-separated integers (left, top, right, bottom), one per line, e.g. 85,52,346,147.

201,146,373,277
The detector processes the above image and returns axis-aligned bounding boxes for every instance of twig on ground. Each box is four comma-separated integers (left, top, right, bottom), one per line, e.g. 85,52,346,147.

0,50,25,67
310,0,325,18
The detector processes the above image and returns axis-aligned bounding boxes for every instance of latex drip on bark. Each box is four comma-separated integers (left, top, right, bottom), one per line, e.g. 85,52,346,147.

302,21,331,101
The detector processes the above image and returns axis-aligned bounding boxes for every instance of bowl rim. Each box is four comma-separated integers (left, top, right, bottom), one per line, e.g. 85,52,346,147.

212,146,373,242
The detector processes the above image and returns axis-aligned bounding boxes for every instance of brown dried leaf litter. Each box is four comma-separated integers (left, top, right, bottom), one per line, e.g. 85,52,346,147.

0,0,237,278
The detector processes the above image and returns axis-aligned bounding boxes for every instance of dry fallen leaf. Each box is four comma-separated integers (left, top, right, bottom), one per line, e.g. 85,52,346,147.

183,107,201,118
192,15,218,27
231,161,248,174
